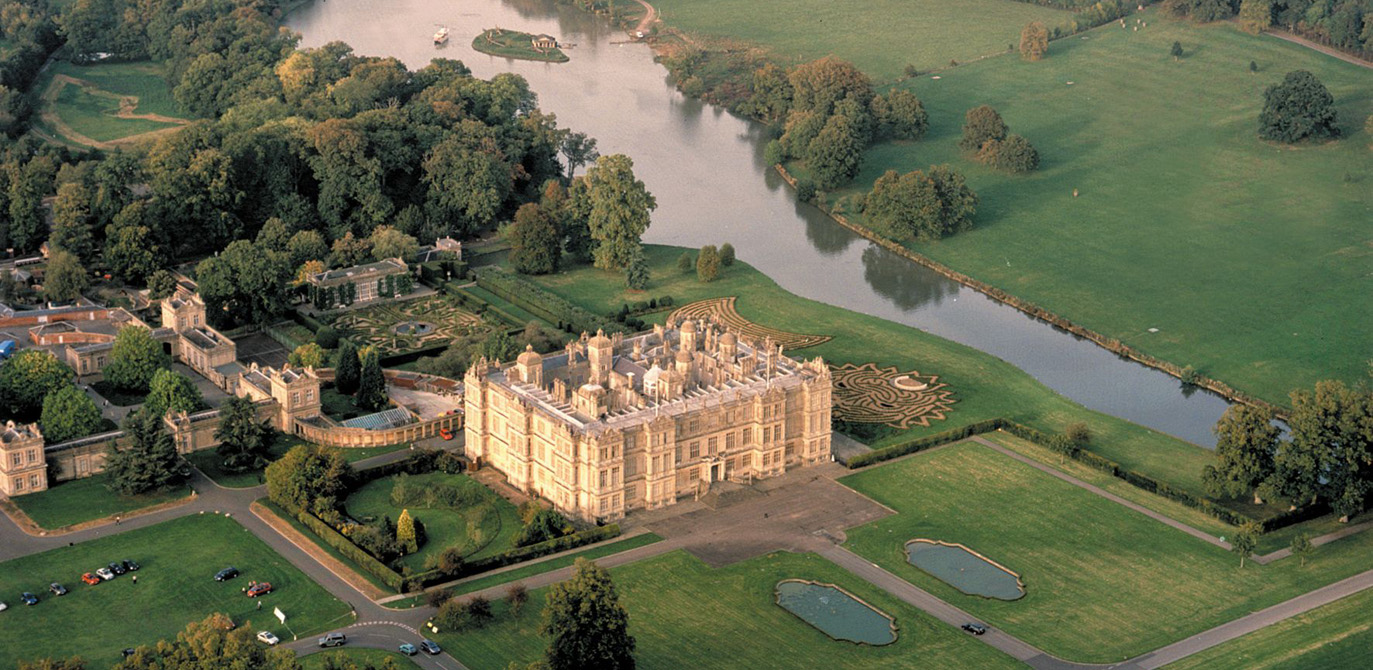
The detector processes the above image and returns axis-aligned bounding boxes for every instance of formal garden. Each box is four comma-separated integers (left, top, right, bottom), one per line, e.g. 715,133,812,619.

0,514,353,670
327,295,485,357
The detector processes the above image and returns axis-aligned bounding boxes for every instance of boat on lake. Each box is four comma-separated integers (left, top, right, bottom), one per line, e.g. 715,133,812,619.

433,26,449,44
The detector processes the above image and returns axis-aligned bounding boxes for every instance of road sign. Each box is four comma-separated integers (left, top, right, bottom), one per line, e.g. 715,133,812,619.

274,607,286,624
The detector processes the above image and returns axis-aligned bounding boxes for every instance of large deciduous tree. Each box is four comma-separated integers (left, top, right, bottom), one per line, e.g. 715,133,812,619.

265,444,353,513
143,369,206,419
42,249,89,304
864,166,978,241
196,239,292,328
0,350,75,420
806,114,864,189
103,201,164,284
104,326,172,393
369,225,419,261
507,202,562,275
105,408,183,496
1258,70,1339,143
959,105,1008,152
1019,21,1049,60
559,131,599,181
786,56,873,117
1203,404,1279,503
871,89,928,141
40,385,103,444
542,558,637,670
49,181,97,262
580,154,656,271
110,614,302,670
423,133,512,238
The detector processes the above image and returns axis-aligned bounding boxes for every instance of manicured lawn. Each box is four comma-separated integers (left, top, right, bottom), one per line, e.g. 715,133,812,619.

346,472,522,570
51,60,186,118
652,0,1070,80
823,12,1373,406
322,386,368,421
186,434,410,488
447,532,663,597
522,245,1259,513
301,648,422,669
0,514,353,670
840,442,1373,662
435,550,1022,670
1163,586,1373,670
11,474,192,530
51,82,180,141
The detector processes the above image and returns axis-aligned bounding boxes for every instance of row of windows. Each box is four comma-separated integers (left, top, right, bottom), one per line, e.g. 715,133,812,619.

7,449,38,468
9,473,41,491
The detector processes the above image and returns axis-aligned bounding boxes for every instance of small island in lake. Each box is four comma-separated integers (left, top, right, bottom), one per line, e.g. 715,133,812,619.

473,28,569,63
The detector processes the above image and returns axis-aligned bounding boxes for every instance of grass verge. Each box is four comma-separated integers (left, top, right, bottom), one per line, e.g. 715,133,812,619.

10,474,192,530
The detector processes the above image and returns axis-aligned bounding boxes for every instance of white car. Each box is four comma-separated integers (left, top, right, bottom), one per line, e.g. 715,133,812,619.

96,567,116,581
256,631,279,646
0,601,7,612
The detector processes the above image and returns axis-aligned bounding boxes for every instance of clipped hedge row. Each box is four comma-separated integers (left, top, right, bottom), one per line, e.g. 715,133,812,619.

845,419,1005,468
474,267,620,335
416,523,624,587
294,507,406,591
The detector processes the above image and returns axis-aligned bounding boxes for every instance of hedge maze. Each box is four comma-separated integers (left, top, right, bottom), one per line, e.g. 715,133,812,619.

669,297,832,350
830,362,957,429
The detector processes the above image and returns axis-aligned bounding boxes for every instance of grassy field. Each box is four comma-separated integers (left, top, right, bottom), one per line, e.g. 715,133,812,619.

345,471,523,570
821,13,1373,406
51,83,180,141
0,514,353,669
522,245,1267,515
840,442,1373,662
37,60,189,145
300,649,422,669
446,532,663,596
11,474,192,530
434,550,1022,670
1163,586,1373,670
652,0,1070,80
186,435,409,489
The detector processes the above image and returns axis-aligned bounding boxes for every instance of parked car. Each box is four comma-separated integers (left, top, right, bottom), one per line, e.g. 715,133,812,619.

122,559,141,572
20,592,38,606
109,562,127,576
961,623,987,636
398,643,417,656
49,583,68,596
317,632,346,648
246,582,272,598
96,567,116,581
81,573,101,586
214,567,239,582
0,601,7,612
420,640,441,655
256,631,279,646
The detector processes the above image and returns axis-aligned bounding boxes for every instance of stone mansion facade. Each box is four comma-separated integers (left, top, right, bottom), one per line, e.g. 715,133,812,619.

464,319,833,522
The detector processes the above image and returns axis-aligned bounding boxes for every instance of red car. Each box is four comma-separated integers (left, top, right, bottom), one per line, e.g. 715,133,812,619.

246,582,272,598
81,573,101,586
439,428,454,441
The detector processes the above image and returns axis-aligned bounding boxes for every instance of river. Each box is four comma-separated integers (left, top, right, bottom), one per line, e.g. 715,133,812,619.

285,0,1233,447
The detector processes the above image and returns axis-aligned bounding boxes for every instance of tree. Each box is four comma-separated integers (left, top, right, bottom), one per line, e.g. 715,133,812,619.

196,240,293,328
105,409,182,496
1258,70,1339,143
719,243,735,267
1249,60,1259,74
265,444,353,513
335,339,361,395
865,166,977,241
1238,0,1273,33
40,385,103,444
508,582,530,617
103,201,163,284
1203,404,1279,503
216,395,270,473
806,114,864,189
516,509,572,547
289,342,328,368
287,230,330,267
1290,532,1314,566
696,245,720,282
960,105,1008,152
422,135,512,237
1230,521,1260,568
49,182,96,263
744,62,793,125
147,270,179,301
104,326,171,393
542,558,636,670
315,326,340,349
330,231,372,268
677,251,694,274
42,249,89,305
624,246,649,290
1050,434,1079,464
397,508,418,554
1171,41,1185,61
0,350,76,420
560,131,600,181
870,89,928,141
9,158,53,253
581,155,656,271
143,369,206,419
18,658,87,670
369,225,419,261
1293,381,1372,522
787,57,873,117
978,134,1040,173
1020,21,1050,60
508,203,562,275
109,614,300,670
354,345,388,411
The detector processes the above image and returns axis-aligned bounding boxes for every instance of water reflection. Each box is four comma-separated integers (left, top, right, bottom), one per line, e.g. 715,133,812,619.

285,0,1233,447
